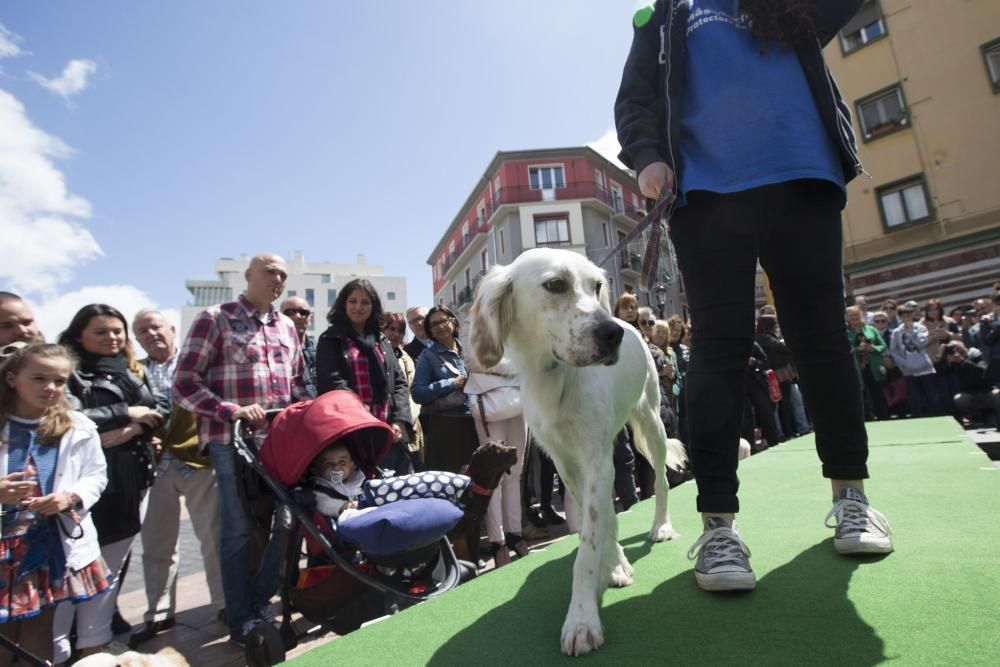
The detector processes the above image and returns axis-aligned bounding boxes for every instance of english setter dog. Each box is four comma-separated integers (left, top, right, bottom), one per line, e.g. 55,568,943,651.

470,247,686,656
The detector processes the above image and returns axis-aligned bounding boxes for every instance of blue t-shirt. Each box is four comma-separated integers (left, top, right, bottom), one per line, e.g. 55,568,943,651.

677,0,844,206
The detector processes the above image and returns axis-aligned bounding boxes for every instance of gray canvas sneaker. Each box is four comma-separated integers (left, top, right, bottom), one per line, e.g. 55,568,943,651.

687,516,756,592
825,486,894,555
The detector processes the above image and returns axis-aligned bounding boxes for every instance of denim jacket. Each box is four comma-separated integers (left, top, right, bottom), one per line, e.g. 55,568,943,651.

411,341,471,417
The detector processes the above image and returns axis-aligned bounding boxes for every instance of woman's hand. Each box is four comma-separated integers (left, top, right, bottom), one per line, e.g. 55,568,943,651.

391,421,406,443
637,161,676,200
127,406,163,428
101,422,143,448
453,375,467,390
26,492,74,516
0,472,38,504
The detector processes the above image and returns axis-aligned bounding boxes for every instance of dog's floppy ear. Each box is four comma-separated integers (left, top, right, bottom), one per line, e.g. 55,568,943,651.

470,264,514,368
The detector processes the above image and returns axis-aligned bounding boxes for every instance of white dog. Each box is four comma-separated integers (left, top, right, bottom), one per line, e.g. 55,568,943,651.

470,247,686,656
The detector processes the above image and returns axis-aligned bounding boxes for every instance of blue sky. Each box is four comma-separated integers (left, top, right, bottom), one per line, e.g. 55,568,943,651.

0,1,640,335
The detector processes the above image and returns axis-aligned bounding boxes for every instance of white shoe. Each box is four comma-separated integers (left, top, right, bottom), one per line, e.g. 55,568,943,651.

687,517,756,592
825,487,894,555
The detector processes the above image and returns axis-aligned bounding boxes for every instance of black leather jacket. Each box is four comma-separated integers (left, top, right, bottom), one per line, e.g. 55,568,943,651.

315,325,413,429
68,366,169,437
615,0,866,206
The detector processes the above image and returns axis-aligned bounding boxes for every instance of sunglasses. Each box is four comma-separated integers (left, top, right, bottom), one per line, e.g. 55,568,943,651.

283,308,311,317
639,319,655,326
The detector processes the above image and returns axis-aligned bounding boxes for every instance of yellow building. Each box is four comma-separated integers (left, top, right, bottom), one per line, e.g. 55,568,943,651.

825,0,1000,310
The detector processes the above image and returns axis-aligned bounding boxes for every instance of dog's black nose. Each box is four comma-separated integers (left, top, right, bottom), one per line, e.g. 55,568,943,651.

595,320,624,350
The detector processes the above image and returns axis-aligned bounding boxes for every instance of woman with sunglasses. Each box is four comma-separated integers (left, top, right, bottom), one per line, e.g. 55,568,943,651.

410,307,479,474
315,279,413,475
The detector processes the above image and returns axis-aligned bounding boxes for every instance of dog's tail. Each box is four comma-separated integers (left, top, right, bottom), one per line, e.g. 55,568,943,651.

664,437,687,472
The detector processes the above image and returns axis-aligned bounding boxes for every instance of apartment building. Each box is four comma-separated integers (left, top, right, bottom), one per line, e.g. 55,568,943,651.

827,0,1000,309
180,251,406,340
426,146,684,327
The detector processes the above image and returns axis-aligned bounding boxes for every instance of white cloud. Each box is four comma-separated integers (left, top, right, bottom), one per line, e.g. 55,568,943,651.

588,127,627,170
29,285,167,343
0,89,102,294
29,58,97,100
0,25,23,59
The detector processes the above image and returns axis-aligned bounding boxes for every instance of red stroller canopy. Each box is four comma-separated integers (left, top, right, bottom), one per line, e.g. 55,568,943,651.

260,390,394,486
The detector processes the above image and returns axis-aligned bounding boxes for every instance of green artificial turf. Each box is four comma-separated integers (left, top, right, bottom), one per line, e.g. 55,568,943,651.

289,418,999,666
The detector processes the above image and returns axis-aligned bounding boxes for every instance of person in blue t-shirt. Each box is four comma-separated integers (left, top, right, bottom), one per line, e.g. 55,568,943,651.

615,0,894,593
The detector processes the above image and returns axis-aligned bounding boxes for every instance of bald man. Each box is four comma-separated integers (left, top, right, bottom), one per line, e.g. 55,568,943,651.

174,253,311,644
280,295,317,398
0,291,41,347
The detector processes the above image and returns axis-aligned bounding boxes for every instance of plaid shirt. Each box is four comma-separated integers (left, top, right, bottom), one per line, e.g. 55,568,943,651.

174,294,310,446
346,338,390,422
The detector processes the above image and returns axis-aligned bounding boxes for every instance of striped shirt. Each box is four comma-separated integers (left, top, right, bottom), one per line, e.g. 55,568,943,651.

174,294,310,447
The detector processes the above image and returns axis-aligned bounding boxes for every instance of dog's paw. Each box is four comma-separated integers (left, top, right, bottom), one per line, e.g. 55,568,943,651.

610,562,634,587
649,521,679,542
561,608,605,656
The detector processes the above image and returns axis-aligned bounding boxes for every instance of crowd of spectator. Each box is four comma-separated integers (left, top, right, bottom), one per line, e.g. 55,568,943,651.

1,259,998,663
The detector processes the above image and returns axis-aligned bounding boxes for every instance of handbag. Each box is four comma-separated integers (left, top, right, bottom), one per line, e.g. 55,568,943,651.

421,390,468,415
464,372,522,424
765,369,783,403
773,365,797,384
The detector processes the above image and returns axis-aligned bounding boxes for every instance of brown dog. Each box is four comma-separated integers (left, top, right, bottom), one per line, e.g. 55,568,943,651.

450,439,517,562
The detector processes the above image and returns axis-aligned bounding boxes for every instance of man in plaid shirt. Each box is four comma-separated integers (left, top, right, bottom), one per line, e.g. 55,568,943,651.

174,253,310,644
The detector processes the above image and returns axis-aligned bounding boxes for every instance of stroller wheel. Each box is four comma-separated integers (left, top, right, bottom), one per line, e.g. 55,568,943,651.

280,622,299,651
245,622,286,667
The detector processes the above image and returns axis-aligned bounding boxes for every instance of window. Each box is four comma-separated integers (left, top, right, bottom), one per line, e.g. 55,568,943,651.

287,290,297,297
477,201,486,225
857,85,908,141
877,175,933,230
480,248,488,272
499,229,505,255
321,274,330,283
528,166,565,190
595,168,604,188
305,288,315,307
610,182,624,213
327,289,337,305
451,284,457,305
839,0,886,54
602,222,609,247
534,216,570,246
387,291,396,301
982,38,1000,93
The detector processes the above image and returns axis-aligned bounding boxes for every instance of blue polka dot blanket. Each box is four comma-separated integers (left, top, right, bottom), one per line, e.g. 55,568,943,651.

360,471,470,508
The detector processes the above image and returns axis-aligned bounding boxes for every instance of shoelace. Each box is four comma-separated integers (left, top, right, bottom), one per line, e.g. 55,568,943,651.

687,525,752,568
824,499,893,537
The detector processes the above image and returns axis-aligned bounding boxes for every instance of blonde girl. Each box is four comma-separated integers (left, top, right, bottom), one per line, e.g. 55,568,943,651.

0,344,109,665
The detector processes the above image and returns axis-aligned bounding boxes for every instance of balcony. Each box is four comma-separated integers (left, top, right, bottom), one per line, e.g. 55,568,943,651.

490,181,645,222
438,181,646,282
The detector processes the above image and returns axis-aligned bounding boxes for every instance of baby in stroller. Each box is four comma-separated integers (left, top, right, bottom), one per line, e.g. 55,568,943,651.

303,436,472,549
307,440,368,523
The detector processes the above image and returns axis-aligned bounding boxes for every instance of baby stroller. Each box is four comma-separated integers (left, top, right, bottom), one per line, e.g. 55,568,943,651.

232,390,468,666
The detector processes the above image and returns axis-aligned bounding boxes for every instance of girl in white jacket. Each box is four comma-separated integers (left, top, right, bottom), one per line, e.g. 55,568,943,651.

0,343,109,665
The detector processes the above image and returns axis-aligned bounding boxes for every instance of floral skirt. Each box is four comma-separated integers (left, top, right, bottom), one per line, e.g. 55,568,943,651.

0,532,112,623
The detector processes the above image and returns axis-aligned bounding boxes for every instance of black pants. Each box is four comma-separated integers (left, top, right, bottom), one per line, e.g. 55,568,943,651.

669,180,869,514
861,365,890,420
743,375,780,449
